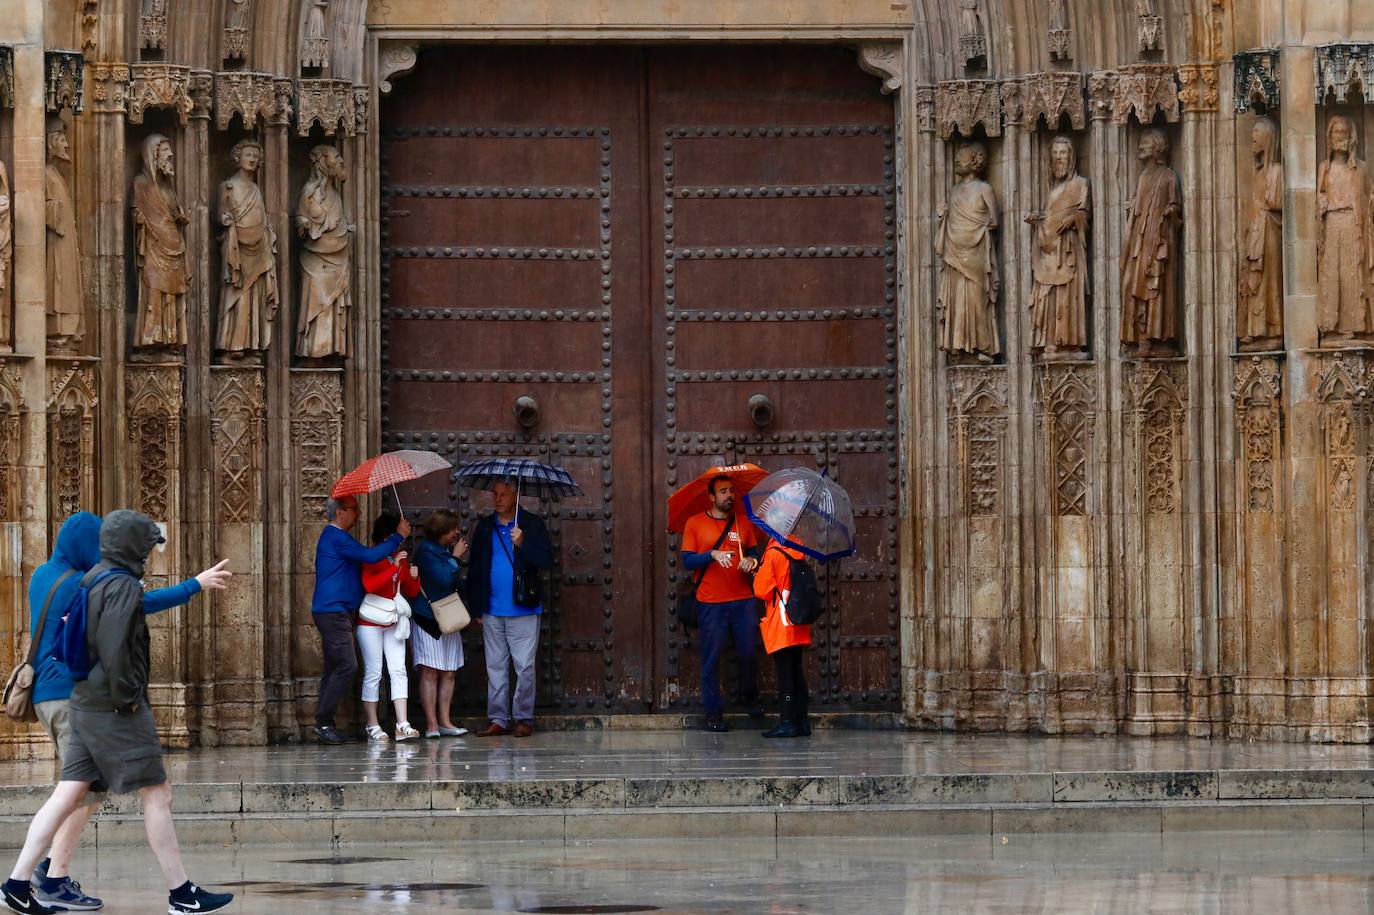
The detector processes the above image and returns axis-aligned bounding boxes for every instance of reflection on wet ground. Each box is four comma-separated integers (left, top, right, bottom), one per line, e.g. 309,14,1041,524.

35,833,1374,913
4,729,1374,788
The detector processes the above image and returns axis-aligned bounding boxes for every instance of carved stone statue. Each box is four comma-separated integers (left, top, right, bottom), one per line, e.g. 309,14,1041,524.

132,134,189,349
225,0,251,28
296,145,351,359
217,139,278,355
1317,115,1374,343
1027,136,1090,359
958,0,987,67
45,116,84,351
306,0,327,39
1238,116,1284,350
937,142,1000,362
1120,128,1179,355
0,161,11,350
1049,0,1070,30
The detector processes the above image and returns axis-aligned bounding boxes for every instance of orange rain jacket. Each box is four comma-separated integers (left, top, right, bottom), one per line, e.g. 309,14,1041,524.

753,539,813,655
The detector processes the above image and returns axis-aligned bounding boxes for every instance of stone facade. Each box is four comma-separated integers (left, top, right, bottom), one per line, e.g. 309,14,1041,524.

0,0,1370,756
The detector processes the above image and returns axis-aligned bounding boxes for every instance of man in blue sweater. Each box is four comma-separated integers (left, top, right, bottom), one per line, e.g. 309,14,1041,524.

310,495,409,744
24,512,230,912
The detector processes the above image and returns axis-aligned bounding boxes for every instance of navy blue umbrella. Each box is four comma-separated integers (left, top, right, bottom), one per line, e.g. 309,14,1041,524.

452,457,583,523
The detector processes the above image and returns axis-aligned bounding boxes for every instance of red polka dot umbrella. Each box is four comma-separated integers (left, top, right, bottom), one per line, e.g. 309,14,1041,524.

331,450,454,503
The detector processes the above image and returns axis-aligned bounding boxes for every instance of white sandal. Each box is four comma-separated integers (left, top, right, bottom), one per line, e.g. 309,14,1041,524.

395,722,419,741
365,724,388,742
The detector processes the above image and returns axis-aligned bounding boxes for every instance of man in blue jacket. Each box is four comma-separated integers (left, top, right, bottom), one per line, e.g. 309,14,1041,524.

310,495,409,744
24,512,230,912
464,482,554,738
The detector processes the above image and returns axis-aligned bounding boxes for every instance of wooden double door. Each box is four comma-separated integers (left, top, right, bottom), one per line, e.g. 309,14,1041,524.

380,44,899,714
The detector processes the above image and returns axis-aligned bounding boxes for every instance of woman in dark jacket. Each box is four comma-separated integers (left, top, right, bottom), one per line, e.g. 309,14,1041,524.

410,509,469,738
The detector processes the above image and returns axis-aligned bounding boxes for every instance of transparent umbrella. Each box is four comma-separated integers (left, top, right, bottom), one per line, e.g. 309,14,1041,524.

743,467,856,562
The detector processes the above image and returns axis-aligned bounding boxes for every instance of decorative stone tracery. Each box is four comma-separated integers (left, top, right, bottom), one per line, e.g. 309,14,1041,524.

1315,43,1374,104
128,63,193,124
1020,72,1086,131
45,50,84,113
126,365,182,521
936,79,1002,139
290,371,343,523
1232,357,1281,514
46,363,97,533
296,78,356,136
1111,64,1180,126
210,369,264,524
1234,48,1280,113
213,71,274,130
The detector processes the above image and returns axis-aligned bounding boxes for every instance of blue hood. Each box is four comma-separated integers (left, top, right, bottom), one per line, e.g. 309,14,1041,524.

51,511,103,573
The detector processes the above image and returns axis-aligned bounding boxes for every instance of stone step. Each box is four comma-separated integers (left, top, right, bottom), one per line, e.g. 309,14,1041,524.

0,799,1368,849
0,768,1372,847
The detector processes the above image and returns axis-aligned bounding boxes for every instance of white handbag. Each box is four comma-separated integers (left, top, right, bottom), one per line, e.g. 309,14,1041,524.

359,567,407,626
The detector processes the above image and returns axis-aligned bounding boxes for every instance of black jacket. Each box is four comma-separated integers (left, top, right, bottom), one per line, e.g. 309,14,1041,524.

463,510,554,618
70,510,163,714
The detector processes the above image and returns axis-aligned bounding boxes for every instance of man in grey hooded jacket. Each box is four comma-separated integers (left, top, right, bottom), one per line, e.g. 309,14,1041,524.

3,511,234,915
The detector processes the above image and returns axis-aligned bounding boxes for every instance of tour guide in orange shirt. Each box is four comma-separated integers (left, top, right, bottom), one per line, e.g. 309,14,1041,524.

681,475,764,731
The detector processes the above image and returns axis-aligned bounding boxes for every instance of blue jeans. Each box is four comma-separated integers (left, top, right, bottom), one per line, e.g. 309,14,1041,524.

697,598,760,714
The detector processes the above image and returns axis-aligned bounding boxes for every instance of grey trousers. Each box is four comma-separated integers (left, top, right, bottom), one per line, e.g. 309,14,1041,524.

483,613,540,726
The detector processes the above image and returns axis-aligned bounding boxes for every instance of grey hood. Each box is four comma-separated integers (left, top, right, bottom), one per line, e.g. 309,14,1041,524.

99,509,163,578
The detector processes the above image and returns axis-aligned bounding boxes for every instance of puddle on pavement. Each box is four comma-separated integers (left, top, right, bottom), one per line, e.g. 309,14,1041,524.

279,856,404,865
519,907,662,914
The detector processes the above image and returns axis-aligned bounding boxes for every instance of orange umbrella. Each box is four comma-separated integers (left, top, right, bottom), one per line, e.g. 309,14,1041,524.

666,463,770,534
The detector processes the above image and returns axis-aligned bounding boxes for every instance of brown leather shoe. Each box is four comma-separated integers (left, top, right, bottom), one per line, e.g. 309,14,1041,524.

512,721,535,738
475,722,510,737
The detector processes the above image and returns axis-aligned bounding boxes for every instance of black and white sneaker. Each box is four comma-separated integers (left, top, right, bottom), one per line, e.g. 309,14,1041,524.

167,883,233,914
2,880,56,914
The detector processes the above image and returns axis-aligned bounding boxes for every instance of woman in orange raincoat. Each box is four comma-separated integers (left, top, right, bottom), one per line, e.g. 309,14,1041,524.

752,538,812,738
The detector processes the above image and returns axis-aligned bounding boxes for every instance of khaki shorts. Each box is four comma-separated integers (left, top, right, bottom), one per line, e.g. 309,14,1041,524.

34,700,106,806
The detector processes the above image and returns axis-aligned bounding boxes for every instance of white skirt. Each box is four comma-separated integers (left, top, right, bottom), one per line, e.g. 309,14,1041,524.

410,624,465,671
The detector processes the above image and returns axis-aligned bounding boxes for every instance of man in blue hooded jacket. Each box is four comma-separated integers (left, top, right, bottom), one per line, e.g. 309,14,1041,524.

21,512,229,912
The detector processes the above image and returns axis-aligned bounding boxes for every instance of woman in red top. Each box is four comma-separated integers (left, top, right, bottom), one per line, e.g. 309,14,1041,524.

752,537,812,739
358,513,422,741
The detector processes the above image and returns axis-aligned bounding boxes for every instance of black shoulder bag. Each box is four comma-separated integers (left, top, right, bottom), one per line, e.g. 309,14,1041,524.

676,514,735,630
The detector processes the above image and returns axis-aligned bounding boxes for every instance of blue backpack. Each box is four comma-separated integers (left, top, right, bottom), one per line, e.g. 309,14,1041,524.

53,568,136,682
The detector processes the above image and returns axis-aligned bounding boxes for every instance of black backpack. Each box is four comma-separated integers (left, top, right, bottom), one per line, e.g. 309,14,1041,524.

768,546,824,625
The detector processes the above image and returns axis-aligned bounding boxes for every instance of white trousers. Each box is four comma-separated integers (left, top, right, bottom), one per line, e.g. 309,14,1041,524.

356,623,409,703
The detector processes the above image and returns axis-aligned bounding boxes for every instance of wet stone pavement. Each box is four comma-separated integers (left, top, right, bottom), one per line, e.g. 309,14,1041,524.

39,833,1374,914
4,729,1374,787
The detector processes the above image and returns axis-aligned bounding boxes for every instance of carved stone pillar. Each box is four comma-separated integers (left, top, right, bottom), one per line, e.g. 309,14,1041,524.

1122,359,1191,736
183,70,215,744
1,41,52,759
1177,62,1225,737
1279,45,1332,741
907,83,939,726
45,362,97,543
126,363,189,746
1087,71,1126,732
263,77,295,738
1228,356,1287,738
89,63,130,508
289,369,343,735
944,366,1012,729
998,77,1032,732
207,367,266,745
1308,353,1373,741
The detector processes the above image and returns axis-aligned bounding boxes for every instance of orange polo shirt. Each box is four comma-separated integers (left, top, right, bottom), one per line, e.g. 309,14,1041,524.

681,512,759,604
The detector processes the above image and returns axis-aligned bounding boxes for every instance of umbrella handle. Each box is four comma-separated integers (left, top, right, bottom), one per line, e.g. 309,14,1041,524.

391,483,404,519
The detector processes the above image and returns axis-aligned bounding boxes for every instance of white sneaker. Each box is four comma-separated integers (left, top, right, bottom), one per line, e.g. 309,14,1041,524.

365,724,388,742
395,722,420,741
438,726,469,737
